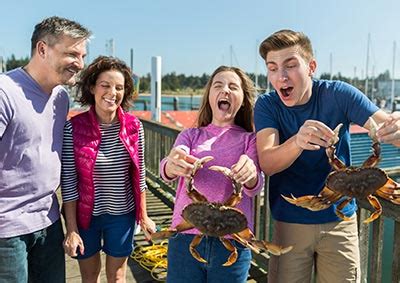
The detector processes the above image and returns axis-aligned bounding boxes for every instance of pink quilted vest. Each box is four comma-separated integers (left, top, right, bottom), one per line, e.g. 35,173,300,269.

70,106,142,229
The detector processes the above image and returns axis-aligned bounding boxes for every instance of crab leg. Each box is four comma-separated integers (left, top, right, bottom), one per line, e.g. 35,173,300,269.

254,240,293,256
364,195,383,224
316,188,343,206
151,219,194,240
326,123,347,171
185,156,214,203
232,228,262,254
233,228,293,256
363,117,381,168
326,146,347,171
374,178,400,204
223,191,242,207
362,142,381,168
382,178,400,190
375,190,400,205
219,237,238,266
233,228,293,255
281,194,331,211
186,187,208,203
189,234,207,264
335,197,353,221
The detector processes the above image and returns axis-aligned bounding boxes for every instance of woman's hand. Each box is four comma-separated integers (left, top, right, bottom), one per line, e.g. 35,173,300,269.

231,155,258,188
63,231,84,257
140,215,157,241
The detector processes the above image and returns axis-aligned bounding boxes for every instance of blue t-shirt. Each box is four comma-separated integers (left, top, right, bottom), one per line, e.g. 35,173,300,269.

254,79,379,224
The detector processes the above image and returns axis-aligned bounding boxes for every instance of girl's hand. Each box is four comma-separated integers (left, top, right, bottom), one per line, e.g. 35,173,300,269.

165,147,197,178
231,155,258,188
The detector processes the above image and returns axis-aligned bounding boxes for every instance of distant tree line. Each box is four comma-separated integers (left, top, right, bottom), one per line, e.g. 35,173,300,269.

138,72,270,93
4,54,29,70
2,54,394,96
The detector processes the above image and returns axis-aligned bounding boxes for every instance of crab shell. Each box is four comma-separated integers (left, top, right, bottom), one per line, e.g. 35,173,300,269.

182,202,248,237
326,167,389,199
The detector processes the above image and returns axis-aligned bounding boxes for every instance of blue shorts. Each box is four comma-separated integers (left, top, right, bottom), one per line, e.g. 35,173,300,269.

76,212,135,259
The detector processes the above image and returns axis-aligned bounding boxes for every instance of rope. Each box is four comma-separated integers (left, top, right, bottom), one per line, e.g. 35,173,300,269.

131,241,168,282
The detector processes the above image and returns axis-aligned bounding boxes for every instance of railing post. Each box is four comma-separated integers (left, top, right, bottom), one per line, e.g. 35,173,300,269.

369,216,384,283
358,209,370,283
151,56,162,122
263,176,271,241
392,221,400,283
173,96,179,111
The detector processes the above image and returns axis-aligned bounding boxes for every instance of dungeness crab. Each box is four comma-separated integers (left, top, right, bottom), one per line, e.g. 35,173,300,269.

282,118,400,223
152,156,292,266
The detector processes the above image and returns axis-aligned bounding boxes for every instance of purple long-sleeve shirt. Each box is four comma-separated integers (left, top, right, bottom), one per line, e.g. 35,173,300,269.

0,68,68,238
160,123,264,234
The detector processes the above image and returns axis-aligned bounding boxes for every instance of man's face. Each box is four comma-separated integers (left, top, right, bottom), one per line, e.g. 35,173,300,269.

265,45,316,107
43,35,87,86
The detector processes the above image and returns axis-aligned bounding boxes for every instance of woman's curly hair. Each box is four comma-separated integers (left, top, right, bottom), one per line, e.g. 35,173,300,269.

76,56,137,110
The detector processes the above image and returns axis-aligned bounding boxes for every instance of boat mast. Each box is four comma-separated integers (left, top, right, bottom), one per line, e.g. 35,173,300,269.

391,41,396,111
365,33,370,98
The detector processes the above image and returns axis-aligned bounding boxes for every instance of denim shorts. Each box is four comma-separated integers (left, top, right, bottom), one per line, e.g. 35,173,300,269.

166,233,251,283
76,212,135,259
0,219,65,283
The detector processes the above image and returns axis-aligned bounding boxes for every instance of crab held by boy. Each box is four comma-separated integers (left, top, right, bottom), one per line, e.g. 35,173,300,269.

151,156,292,266
282,119,400,224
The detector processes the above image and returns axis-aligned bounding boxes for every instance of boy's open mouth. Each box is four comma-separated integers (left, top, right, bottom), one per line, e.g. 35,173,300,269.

280,87,293,97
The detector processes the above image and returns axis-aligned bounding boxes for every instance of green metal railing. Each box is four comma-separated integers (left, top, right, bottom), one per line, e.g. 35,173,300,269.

141,119,400,283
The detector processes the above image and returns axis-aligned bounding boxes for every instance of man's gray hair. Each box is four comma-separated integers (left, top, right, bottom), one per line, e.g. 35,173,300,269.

31,16,91,55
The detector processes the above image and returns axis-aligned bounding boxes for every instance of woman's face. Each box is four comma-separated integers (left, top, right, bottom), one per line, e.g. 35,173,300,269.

208,71,244,127
91,70,125,122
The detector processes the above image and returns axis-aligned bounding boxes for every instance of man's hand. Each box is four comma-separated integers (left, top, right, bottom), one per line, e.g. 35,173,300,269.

376,111,400,147
295,120,336,150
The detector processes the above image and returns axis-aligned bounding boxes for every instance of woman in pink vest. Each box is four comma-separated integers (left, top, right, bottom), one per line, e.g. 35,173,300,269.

61,56,156,282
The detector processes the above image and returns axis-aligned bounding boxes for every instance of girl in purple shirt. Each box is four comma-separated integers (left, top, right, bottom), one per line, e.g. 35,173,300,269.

160,66,264,283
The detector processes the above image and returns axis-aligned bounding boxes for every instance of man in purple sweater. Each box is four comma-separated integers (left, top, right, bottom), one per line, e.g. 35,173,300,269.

0,16,91,282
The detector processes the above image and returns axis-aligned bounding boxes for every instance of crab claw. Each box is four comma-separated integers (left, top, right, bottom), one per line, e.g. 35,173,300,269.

210,165,242,200
185,156,214,200
192,156,214,175
328,123,343,146
261,241,293,256
151,229,178,240
367,117,379,142
281,194,332,211
209,165,232,178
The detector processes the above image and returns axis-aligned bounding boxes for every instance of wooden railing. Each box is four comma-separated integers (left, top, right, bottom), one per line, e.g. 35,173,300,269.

141,119,400,283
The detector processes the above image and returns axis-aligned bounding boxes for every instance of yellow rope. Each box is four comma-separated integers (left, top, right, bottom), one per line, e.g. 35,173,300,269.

130,241,168,282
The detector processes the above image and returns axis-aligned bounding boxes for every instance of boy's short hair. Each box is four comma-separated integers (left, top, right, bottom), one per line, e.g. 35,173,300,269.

259,29,314,62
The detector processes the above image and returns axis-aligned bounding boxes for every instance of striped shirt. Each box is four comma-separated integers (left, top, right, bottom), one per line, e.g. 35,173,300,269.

61,120,147,216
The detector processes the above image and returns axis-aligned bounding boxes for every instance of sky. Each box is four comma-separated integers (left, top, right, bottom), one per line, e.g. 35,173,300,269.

0,0,399,79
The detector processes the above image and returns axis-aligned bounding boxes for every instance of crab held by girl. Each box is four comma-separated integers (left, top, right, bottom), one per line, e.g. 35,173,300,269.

152,156,292,266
